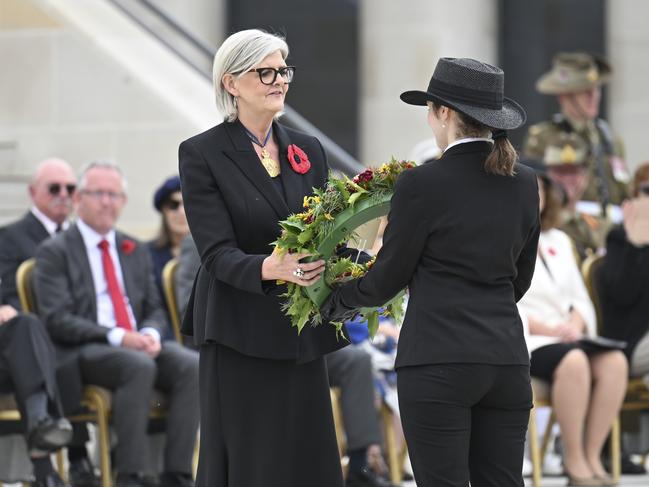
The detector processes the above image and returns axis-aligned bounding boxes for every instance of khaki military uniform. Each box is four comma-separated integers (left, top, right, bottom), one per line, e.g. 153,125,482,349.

525,51,630,208
559,210,612,262
524,116,629,206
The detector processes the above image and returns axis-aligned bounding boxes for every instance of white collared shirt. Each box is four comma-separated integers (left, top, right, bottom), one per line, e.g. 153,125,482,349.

31,206,70,236
76,219,160,346
444,137,494,153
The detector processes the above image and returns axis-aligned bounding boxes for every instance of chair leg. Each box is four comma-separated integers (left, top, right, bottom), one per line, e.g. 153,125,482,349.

380,403,401,485
85,389,112,487
192,432,200,480
56,449,67,482
610,416,621,482
540,410,555,461
528,407,542,487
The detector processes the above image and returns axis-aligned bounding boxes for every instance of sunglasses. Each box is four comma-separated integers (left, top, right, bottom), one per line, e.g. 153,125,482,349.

48,183,76,196
165,199,184,211
639,184,649,196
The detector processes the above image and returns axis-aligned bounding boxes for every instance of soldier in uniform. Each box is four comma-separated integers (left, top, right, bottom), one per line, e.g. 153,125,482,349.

543,132,611,262
524,52,630,217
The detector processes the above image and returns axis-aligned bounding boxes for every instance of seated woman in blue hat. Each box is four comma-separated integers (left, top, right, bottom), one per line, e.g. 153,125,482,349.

148,175,190,339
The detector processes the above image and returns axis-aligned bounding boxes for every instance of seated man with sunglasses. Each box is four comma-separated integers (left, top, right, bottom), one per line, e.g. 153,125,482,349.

0,158,99,487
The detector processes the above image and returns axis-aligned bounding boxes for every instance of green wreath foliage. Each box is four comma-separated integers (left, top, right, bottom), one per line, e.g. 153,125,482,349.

273,159,415,336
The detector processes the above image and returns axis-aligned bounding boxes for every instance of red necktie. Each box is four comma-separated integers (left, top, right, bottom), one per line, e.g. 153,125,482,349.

98,239,133,331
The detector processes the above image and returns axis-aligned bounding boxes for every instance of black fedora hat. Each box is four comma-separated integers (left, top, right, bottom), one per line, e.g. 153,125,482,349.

400,57,526,130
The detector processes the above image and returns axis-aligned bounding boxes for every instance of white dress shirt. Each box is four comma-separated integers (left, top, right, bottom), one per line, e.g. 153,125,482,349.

76,219,160,346
31,206,70,235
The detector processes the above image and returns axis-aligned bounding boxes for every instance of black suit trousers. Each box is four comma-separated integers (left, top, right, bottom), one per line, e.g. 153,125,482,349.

77,341,199,475
0,314,64,419
397,363,532,487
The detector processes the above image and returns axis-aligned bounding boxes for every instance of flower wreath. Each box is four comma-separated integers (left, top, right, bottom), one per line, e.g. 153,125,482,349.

274,159,415,336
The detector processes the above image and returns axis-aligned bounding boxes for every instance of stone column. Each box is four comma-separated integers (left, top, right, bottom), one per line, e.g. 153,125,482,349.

359,0,498,165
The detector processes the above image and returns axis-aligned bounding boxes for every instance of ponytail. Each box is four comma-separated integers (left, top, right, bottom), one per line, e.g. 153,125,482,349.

484,130,517,177
432,102,518,176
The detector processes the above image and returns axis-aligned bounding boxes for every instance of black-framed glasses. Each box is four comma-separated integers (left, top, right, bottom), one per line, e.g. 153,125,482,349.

48,183,76,196
164,199,184,211
639,184,649,196
249,66,296,85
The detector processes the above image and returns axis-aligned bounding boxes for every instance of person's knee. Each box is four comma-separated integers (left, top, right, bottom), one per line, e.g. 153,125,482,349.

125,351,157,384
598,350,629,378
554,349,590,381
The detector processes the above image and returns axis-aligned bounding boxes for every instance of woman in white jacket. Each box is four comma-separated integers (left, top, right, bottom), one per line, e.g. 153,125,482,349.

519,160,628,487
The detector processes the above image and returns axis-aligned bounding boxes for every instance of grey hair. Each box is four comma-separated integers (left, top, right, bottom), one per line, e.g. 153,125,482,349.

213,29,289,122
77,160,128,192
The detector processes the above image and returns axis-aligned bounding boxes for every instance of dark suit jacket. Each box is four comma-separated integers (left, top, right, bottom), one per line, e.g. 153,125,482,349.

34,224,167,351
598,226,649,361
0,212,50,309
179,120,345,363
336,141,540,369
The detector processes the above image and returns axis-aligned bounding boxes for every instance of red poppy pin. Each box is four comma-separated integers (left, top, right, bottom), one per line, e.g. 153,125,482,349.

287,144,311,174
121,239,137,255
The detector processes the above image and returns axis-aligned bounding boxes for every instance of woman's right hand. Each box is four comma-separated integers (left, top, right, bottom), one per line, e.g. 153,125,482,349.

261,249,325,286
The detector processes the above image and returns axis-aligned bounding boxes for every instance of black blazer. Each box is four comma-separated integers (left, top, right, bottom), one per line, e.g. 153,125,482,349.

34,224,167,350
0,212,50,309
335,141,540,368
598,226,649,360
179,120,345,363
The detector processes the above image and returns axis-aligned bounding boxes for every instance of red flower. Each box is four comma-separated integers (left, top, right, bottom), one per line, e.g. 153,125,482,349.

353,169,374,185
287,144,311,174
121,239,137,255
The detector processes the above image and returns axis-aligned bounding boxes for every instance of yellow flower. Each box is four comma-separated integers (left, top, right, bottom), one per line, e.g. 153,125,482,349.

303,196,310,209
350,267,364,278
324,213,334,221
303,195,321,209
298,210,314,222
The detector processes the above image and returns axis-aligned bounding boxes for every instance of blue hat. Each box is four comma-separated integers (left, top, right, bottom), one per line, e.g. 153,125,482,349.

153,175,181,212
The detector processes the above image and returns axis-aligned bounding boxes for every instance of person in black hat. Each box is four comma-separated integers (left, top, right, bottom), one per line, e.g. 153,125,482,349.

321,57,540,487
148,175,190,338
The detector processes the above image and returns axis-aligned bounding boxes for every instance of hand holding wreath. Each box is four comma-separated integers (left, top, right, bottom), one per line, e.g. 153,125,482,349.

262,249,326,286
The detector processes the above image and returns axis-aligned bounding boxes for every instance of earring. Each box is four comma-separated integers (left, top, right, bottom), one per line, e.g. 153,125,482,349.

233,96,238,108
442,123,447,128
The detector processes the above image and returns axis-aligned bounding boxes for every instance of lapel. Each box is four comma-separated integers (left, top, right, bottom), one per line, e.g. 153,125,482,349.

24,212,50,247
222,120,290,219
115,232,138,311
274,121,310,215
68,225,98,318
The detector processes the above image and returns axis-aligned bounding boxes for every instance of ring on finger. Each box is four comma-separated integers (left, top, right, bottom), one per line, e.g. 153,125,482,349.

293,267,305,279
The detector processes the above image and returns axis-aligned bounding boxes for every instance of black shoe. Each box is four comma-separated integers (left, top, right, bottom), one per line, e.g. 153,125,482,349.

69,457,101,487
116,473,159,487
621,454,647,475
346,467,396,487
28,417,73,453
160,472,194,487
31,471,70,487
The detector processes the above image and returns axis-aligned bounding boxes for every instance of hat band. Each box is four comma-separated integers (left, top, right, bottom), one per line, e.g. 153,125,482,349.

427,78,503,110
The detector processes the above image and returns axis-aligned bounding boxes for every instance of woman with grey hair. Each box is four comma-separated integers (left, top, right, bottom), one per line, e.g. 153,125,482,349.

179,29,346,486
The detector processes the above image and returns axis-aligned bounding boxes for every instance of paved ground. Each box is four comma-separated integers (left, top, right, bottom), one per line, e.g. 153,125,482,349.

400,474,649,486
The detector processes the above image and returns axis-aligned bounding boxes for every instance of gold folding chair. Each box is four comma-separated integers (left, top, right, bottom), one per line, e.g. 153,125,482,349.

16,258,112,487
161,257,199,477
161,259,182,344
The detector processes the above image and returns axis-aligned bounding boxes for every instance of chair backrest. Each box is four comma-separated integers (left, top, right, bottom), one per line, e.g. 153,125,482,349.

16,258,37,313
162,258,182,343
581,253,605,334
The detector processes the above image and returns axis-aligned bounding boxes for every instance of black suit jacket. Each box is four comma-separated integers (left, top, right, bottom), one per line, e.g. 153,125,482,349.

0,212,50,309
179,120,345,363
34,224,167,351
336,141,540,369
598,226,649,360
